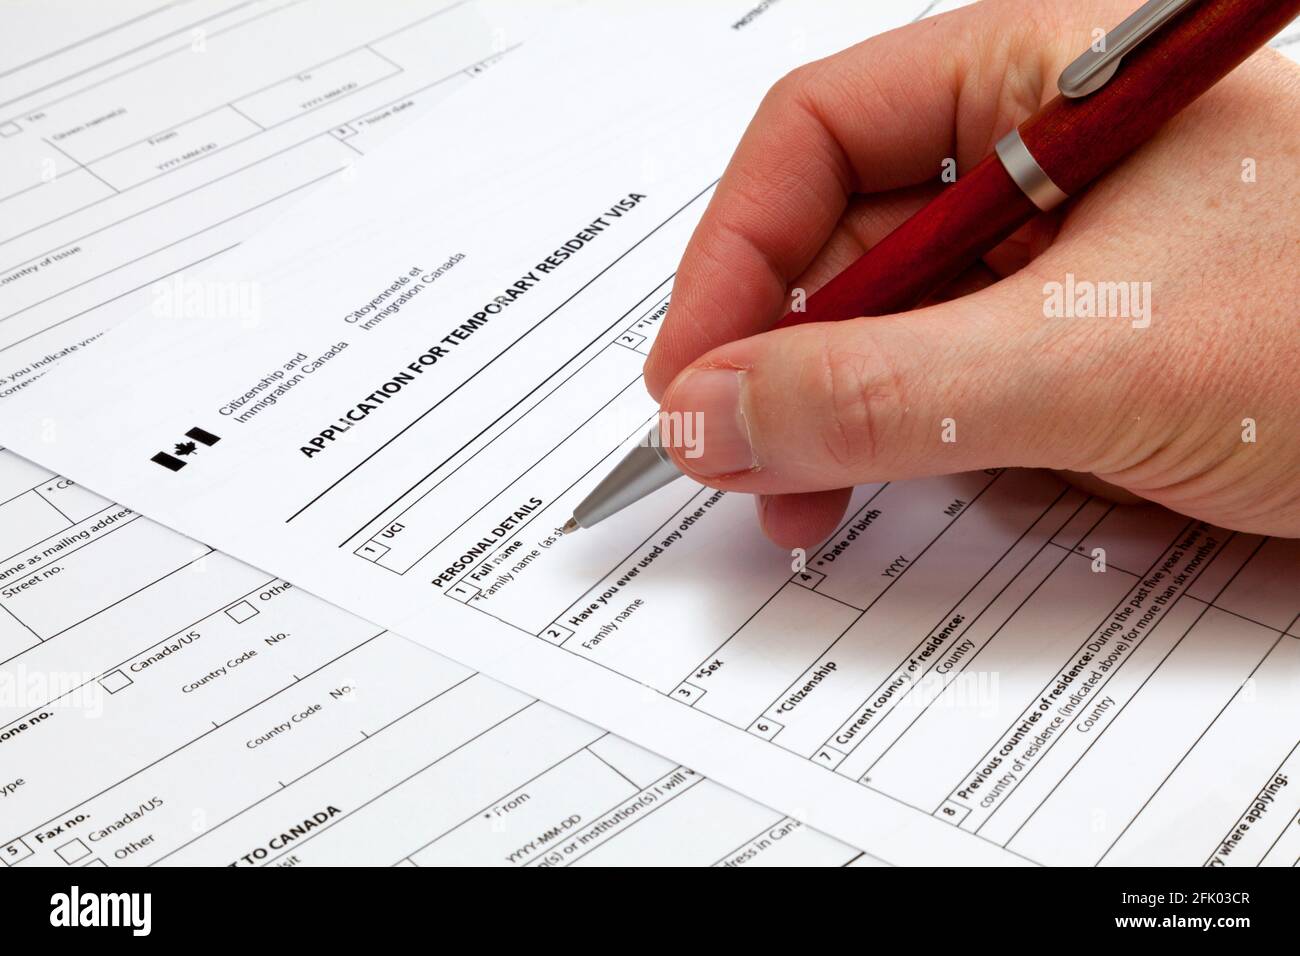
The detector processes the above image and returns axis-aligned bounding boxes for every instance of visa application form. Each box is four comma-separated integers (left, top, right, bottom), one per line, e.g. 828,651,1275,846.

1,0,1297,865
0,0,872,867
0,0,583,393
0,447,865,867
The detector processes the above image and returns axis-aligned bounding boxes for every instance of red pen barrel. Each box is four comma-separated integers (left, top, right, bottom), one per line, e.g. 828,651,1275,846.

1024,0,1300,193
777,0,1299,331
776,154,1037,328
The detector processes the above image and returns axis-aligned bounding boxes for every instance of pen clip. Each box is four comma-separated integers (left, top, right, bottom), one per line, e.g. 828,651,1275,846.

1058,0,1199,98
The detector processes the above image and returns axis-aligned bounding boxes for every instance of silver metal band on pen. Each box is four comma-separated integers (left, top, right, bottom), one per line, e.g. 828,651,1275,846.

993,0,1201,212
994,129,1068,212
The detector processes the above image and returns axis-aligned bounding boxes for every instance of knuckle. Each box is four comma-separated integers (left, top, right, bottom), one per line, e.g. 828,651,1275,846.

765,62,819,111
770,64,807,97
811,327,907,472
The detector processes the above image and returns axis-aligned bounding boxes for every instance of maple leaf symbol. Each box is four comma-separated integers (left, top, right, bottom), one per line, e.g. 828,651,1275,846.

174,441,198,457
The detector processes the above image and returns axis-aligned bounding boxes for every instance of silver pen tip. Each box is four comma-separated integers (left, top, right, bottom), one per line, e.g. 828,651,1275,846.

561,517,580,535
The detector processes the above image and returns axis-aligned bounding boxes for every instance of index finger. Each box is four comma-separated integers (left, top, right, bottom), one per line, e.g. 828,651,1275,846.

643,14,969,399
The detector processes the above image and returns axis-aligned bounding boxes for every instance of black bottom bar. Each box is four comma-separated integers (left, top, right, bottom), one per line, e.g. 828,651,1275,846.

5,865,1288,939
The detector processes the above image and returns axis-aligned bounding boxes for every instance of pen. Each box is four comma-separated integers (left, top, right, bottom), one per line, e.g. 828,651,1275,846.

563,0,1300,535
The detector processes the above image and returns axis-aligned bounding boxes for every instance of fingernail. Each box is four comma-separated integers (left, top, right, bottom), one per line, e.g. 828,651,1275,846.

668,368,756,477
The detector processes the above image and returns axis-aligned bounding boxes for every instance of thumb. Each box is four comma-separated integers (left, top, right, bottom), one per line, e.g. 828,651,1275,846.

658,276,1095,493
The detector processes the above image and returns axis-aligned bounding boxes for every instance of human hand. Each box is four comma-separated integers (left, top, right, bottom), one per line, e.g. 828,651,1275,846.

644,0,1300,548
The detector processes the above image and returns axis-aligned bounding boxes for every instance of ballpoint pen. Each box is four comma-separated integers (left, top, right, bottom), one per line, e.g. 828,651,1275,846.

562,0,1300,535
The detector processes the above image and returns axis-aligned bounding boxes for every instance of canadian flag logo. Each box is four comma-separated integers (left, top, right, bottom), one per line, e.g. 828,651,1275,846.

151,426,221,471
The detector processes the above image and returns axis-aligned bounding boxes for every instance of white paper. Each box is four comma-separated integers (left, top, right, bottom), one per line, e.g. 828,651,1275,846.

0,0,876,869
2,0,1297,866
0,446,870,867
0,0,581,392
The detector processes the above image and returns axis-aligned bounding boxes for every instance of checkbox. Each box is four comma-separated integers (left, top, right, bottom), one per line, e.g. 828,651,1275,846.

0,122,20,137
99,669,133,694
225,600,259,623
56,838,90,864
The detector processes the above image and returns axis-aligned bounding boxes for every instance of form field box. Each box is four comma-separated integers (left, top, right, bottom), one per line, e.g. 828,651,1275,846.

791,569,825,590
99,669,133,694
0,608,39,662
0,167,113,241
0,135,349,344
0,489,72,559
38,479,111,524
1213,537,1300,632
445,582,480,603
747,717,783,741
0,135,78,201
346,342,659,580
91,107,262,190
810,472,994,610
624,295,671,345
811,745,847,770
233,49,400,128
413,746,642,867
1074,505,1191,579
354,541,389,562
670,681,706,706
0,122,19,137
689,582,856,730
1012,610,1290,865
1,838,33,866
538,623,572,646
936,801,972,825
224,600,259,623
0,515,201,640
55,838,90,864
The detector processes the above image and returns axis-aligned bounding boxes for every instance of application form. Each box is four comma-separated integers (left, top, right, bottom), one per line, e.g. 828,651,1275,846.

0,447,865,867
0,0,872,868
1,0,1297,865
0,0,577,392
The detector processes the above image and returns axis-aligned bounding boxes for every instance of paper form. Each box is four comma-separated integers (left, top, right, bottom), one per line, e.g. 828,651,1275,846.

0,0,876,869
0,0,581,394
0,448,866,867
1,0,1296,866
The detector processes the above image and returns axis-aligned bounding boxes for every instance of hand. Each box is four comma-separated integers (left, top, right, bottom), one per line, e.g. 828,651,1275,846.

644,0,1300,549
